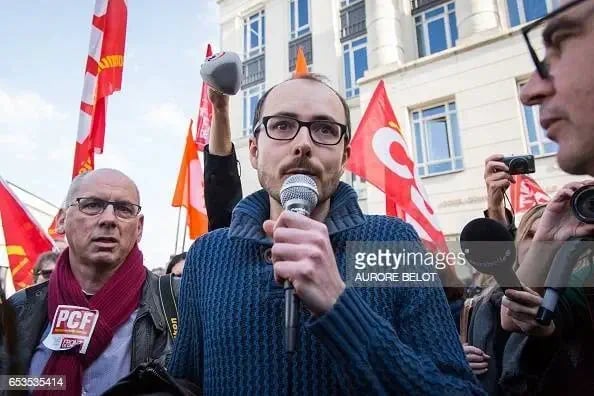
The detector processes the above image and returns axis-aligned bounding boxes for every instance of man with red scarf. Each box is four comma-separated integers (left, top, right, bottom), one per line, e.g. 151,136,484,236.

6,169,179,395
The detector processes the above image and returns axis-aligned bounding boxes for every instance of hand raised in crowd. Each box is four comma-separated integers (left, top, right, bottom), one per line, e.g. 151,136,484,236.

462,343,490,376
208,87,229,113
263,211,345,317
500,287,555,337
533,180,594,242
484,154,515,224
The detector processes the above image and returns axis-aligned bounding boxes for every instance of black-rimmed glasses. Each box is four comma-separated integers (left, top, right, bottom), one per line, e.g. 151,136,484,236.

522,0,591,80
253,115,348,146
70,197,142,220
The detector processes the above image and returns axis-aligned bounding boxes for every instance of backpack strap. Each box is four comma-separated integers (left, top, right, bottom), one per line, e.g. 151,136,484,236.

158,274,179,340
459,297,475,344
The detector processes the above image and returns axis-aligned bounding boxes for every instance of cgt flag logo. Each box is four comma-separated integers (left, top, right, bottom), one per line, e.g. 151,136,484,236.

43,305,99,354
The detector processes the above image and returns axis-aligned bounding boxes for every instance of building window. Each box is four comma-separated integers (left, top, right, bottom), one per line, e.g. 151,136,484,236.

507,0,560,27
414,1,458,58
341,0,362,6
244,10,265,59
288,33,313,71
343,36,368,99
519,85,558,157
242,54,265,89
340,0,366,41
243,83,265,137
290,0,310,40
412,101,463,177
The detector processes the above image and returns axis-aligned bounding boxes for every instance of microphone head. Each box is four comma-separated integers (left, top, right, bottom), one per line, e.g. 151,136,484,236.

200,51,243,96
280,175,319,217
460,218,516,276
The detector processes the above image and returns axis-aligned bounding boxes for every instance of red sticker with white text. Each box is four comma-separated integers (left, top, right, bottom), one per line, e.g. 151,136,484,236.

43,305,99,354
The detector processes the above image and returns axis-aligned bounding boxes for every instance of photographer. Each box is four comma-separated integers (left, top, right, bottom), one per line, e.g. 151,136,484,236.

483,154,517,237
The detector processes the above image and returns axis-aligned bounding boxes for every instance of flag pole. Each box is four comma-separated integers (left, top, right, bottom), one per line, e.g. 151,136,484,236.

181,210,188,252
174,207,182,254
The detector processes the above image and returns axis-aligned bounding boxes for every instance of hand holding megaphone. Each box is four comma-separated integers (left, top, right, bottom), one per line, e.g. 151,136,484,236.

200,51,243,96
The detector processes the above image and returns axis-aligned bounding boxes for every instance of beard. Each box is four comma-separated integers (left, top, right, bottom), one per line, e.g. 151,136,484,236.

257,166,344,208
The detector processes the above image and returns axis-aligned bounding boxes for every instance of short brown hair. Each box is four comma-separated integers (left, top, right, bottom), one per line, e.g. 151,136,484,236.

33,251,58,275
251,73,352,143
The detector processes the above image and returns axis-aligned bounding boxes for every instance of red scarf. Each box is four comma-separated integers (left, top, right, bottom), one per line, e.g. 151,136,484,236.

35,244,146,396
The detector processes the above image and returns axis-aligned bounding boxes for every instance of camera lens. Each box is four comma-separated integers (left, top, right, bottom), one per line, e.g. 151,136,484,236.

510,158,528,172
571,185,594,224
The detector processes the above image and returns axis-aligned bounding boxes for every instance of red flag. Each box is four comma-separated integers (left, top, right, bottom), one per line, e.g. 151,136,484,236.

0,178,54,290
346,81,448,252
510,174,550,214
72,0,127,178
172,120,208,239
195,44,214,151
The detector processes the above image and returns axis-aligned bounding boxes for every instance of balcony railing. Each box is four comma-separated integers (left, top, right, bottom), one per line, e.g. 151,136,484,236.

242,53,265,89
340,0,367,41
288,33,313,71
411,0,448,13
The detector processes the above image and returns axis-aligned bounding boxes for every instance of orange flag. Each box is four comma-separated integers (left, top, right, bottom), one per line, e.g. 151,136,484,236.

172,120,208,240
294,47,308,76
0,177,54,290
72,0,128,177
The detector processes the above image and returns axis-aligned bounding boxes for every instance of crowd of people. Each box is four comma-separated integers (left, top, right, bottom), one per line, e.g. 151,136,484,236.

2,0,594,394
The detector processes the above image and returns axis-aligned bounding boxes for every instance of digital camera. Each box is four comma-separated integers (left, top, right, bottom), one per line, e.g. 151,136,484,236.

502,154,535,175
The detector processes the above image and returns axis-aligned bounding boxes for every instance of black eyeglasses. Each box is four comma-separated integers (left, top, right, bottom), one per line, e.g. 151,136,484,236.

70,197,142,220
522,0,592,80
253,115,348,146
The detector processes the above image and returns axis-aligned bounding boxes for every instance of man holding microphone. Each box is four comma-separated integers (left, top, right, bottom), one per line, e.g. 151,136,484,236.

168,73,483,395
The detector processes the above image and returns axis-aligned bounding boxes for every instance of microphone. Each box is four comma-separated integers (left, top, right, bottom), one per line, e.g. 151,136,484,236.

536,236,594,325
200,51,243,96
279,174,319,353
460,218,522,292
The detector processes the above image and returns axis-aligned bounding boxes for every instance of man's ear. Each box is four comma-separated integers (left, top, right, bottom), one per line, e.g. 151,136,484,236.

56,209,66,235
342,143,351,167
137,214,144,243
249,136,258,170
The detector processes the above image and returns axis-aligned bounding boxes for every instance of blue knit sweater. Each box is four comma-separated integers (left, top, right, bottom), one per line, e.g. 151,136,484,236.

169,183,485,395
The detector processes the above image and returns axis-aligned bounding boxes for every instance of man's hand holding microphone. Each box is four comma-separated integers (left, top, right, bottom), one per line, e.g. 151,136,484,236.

263,212,345,317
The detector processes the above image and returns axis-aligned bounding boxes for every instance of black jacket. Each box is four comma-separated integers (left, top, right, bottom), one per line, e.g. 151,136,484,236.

5,270,179,377
204,144,242,231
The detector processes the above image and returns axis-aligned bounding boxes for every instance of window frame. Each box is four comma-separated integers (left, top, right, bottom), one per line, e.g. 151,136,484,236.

411,101,464,177
243,10,266,59
289,0,311,40
242,83,266,137
506,0,561,27
414,0,458,58
343,36,368,99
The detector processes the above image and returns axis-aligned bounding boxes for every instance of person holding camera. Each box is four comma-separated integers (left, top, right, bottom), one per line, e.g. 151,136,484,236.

483,154,517,236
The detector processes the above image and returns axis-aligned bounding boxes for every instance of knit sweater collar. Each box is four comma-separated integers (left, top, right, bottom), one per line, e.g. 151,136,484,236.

228,182,365,244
